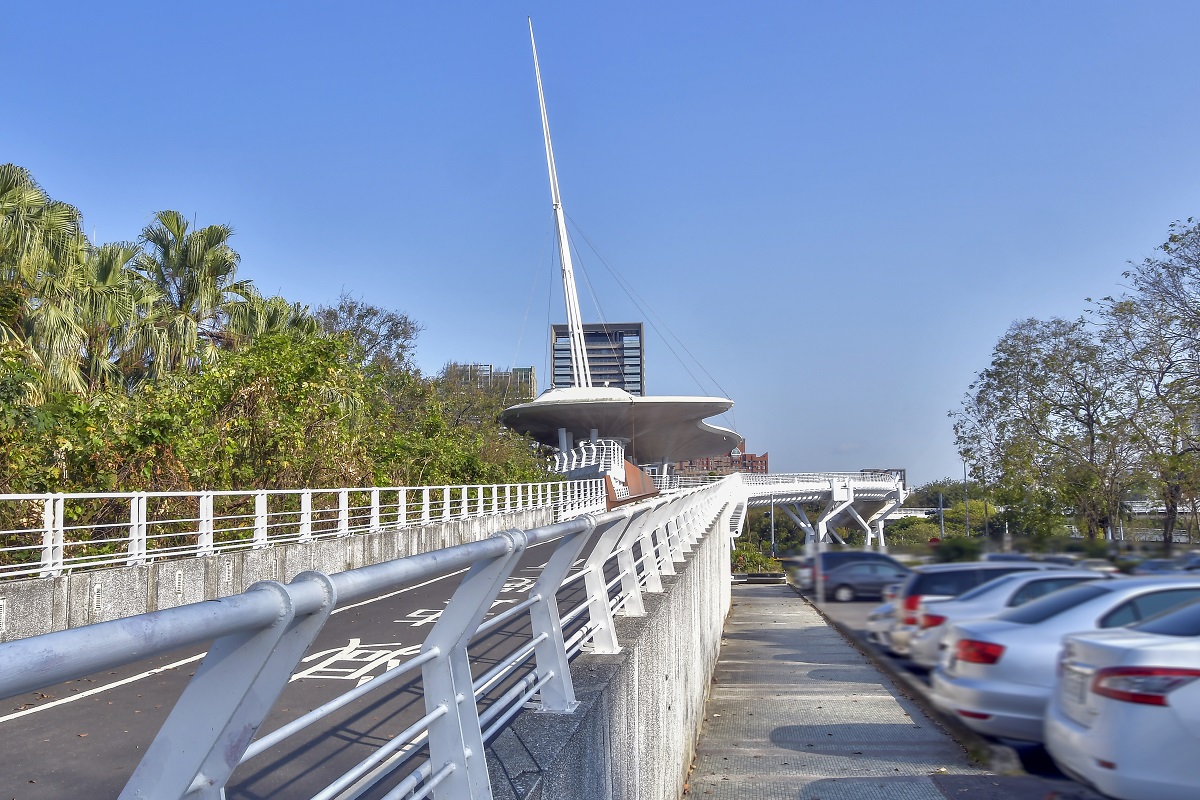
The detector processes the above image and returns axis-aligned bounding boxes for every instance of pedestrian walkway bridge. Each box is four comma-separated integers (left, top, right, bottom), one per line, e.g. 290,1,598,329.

0,470,906,800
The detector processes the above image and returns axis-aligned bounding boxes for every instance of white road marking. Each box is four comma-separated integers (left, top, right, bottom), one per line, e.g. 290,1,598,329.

0,653,206,723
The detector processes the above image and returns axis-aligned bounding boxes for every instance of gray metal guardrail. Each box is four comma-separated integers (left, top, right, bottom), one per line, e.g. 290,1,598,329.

0,478,736,799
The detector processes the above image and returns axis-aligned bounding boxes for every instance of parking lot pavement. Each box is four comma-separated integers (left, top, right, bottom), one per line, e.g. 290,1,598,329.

805,594,1104,795
686,586,1109,800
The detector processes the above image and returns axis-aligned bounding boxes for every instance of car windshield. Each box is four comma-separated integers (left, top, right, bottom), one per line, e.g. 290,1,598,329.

1134,598,1200,636
954,573,1021,602
994,583,1110,624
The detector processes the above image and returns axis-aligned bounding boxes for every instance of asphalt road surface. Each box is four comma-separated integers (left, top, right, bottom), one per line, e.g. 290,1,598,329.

1,538,604,799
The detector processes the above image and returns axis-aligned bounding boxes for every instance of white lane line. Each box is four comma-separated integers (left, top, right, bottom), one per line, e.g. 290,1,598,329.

0,544,553,722
0,653,206,723
331,569,467,614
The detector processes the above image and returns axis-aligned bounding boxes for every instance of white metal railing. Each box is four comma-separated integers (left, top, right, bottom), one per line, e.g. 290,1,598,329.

552,438,626,484
653,474,725,492
0,478,738,800
741,470,905,489
0,480,606,580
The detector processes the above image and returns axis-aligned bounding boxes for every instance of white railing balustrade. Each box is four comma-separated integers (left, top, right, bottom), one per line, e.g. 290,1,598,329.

552,438,626,484
0,478,738,800
0,480,606,580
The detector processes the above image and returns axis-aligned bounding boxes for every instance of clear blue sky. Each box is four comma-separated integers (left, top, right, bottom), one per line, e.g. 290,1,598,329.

8,2,1200,487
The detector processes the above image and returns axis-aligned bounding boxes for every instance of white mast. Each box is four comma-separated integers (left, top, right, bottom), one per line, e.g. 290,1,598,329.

529,18,592,389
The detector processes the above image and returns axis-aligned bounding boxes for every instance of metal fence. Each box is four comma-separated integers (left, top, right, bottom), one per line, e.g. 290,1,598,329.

0,480,606,579
0,478,736,799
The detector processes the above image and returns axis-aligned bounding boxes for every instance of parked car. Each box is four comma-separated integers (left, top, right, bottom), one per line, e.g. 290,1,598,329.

865,602,896,648
907,570,1115,669
930,577,1200,742
1079,558,1120,573
887,561,1065,658
823,560,911,602
792,550,908,592
1131,558,1187,575
1046,598,1200,800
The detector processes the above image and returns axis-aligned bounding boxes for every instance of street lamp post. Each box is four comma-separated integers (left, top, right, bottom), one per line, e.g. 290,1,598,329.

769,494,776,558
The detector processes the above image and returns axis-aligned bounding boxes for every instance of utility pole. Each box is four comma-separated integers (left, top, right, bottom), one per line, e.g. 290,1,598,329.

938,493,945,538
963,461,970,536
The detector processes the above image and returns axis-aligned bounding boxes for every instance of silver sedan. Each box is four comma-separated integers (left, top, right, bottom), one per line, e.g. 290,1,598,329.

1046,599,1200,800
908,570,1116,669
930,577,1200,742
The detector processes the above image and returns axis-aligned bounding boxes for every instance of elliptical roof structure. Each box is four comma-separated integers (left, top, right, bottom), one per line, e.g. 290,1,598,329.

501,387,741,465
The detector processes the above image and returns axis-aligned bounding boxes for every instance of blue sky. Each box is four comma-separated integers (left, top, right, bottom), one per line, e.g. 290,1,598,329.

7,2,1200,486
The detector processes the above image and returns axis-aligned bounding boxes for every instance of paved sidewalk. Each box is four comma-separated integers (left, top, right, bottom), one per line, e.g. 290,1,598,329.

683,585,1099,800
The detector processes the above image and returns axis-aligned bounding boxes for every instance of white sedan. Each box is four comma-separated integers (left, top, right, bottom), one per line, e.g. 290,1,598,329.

908,570,1114,669
1046,599,1200,800
930,577,1200,742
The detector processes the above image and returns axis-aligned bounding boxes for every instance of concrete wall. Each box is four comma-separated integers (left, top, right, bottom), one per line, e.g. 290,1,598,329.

0,508,554,643
488,502,734,800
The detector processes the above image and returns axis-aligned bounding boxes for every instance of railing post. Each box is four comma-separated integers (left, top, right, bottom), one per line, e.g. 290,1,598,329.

253,492,268,548
40,494,64,577
128,493,147,564
579,509,641,653
443,487,452,520
505,484,512,512
298,490,312,542
198,492,215,554
120,573,337,800
337,489,349,537
527,516,596,710
636,500,674,591
422,487,431,525
420,530,527,799
369,488,380,532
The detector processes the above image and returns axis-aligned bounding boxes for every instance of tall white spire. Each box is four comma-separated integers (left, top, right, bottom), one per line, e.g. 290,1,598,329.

529,18,591,389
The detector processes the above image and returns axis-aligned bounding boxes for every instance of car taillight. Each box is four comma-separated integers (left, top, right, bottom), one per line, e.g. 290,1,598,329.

955,639,1005,664
920,613,947,629
902,594,921,625
1091,667,1200,706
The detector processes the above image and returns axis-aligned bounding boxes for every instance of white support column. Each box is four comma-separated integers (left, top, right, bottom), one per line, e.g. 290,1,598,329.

781,504,818,547
844,503,874,549
865,494,904,552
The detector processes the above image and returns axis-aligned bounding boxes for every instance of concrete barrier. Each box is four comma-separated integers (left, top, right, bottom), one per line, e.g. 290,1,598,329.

0,507,554,642
488,505,732,800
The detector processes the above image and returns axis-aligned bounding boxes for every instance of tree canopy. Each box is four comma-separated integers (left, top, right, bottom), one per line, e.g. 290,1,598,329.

0,164,550,495
953,218,1200,553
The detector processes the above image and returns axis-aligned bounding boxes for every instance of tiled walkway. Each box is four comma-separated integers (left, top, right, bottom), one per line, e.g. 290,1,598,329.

684,585,1090,800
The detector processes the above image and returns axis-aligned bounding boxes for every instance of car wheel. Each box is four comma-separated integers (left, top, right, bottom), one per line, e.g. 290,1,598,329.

833,585,856,602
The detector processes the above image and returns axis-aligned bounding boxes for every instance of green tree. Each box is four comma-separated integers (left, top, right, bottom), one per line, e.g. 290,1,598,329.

1100,219,1200,555
134,210,256,374
953,317,1137,539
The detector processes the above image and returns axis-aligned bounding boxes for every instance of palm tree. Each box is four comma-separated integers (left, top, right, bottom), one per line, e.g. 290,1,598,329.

133,210,256,374
75,243,166,392
228,293,319,342
0,164,85,376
